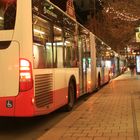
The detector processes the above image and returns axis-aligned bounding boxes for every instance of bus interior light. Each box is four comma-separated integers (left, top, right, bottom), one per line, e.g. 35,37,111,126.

107,47,111,50
54,26,62,31
34,29,45,35
0,16,4,20
65,41,70,44
88,80,91,84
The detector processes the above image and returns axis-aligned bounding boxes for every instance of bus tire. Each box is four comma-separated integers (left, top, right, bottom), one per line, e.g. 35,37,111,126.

65,82,75,111
108,73,110,82
98,73,101,88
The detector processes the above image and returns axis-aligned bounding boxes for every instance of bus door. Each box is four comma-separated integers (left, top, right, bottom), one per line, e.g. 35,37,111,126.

0,41,19,98
0,0,19,107
78,37,87,94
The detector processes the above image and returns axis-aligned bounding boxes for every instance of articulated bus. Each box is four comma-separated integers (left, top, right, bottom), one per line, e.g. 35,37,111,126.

95,37,114,87
0,0,113,117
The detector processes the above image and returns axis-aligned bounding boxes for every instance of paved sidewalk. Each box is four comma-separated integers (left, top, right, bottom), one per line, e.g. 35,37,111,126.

38,71,140,140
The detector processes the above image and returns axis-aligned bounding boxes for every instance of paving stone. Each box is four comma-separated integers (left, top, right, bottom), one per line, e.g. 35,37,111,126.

38,72,140,140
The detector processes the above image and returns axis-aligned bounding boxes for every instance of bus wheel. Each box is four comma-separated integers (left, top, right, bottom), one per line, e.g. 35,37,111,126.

108,73,110,82
98,73,101,88
65,82,75,111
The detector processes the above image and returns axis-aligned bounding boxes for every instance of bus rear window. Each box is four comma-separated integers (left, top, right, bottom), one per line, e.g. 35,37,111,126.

0,0,16,30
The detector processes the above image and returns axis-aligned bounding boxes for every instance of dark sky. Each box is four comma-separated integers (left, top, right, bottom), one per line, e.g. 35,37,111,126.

73,0,104,24
50,0,67,11
50,0,104,24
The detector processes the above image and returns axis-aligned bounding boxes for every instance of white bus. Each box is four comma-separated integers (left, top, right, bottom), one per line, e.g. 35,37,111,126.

0,0,112,117
95,37,115,86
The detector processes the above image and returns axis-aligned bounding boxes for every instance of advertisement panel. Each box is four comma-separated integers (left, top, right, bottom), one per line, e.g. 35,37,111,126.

136,32,140,42
136,55,140,73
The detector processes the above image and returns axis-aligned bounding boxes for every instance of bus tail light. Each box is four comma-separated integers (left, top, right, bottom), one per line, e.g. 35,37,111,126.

19,59,33,92
88,80,91,84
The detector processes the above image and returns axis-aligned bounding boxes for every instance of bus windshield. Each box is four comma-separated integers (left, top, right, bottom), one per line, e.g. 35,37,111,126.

0,0,16,30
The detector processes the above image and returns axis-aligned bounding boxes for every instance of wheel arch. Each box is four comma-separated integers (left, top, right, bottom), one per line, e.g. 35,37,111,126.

68,75,77,100
98,72,101,87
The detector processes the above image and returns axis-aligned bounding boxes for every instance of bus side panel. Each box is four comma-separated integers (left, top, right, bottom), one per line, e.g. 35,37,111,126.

14,0,33,61
96,66,110,86
0,41,19,97
33,69,55,116
54,88,68,109
0,89,34,117
87,68,91,92
65,68,79,98
33,88,67,116
54,68,79,108
104,67,110,83
33,69,69,116
32,68,79,116
53,68,67,108
15,89,34,117
90,33,96,90
0,97,16,116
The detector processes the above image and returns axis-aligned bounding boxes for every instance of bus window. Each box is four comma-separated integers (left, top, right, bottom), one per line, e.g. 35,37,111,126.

33,43,46,68
33,15,53,68
53,25,63,68
64,31,78,67
0,0,16,30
